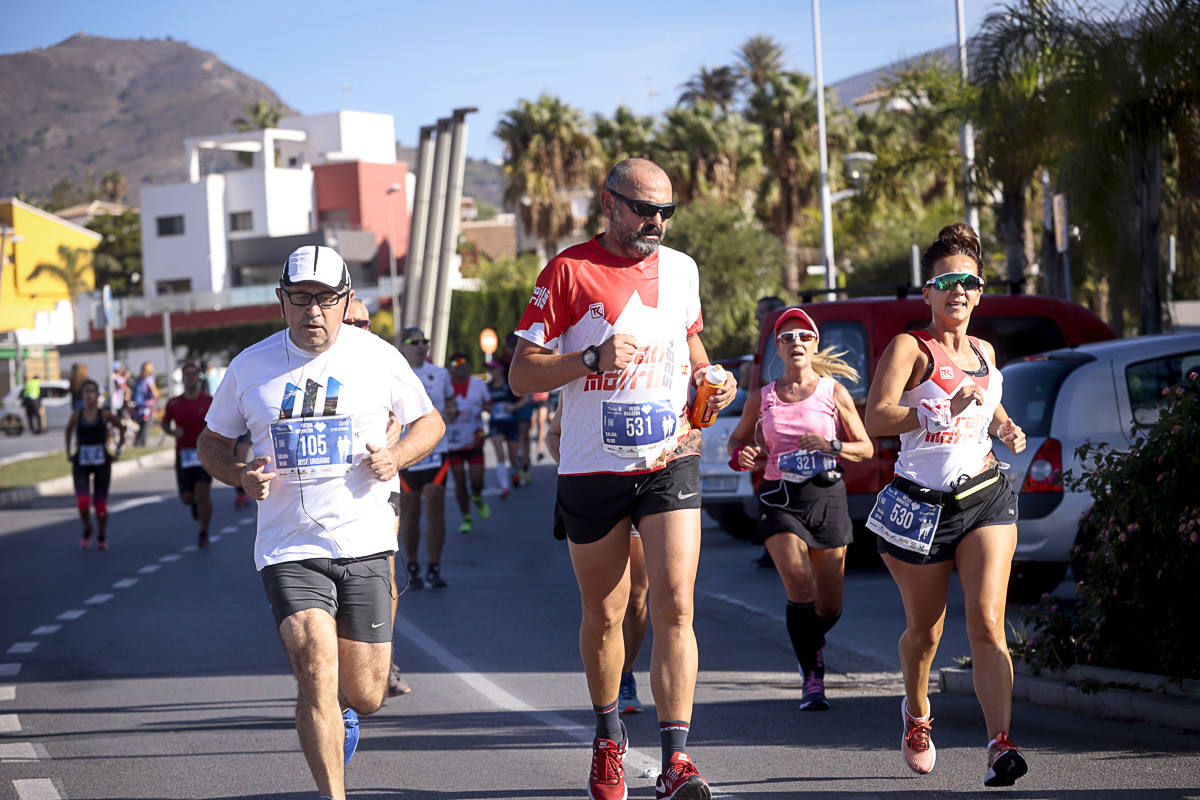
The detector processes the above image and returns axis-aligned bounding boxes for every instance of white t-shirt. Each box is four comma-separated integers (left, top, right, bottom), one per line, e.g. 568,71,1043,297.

205,326,434,570
445,377,490,452
411,360,453,457
515,237,703,475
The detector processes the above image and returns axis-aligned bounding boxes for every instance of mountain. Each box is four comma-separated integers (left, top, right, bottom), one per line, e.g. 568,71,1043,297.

0,34,294,203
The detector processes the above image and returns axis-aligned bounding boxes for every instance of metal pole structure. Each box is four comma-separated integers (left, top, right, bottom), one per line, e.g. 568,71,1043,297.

102,286,115,406
431,107,477,366
385,183,403,345
812,0,837,301
911,244,922,290
162,309,175,399
956,0,980,233
1167,233,1176,325
418,118,454,337
403,125,436,329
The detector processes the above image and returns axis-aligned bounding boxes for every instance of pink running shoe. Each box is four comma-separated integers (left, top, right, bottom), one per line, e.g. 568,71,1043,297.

655,752,710,799
587,733,627,800
901,698,936,774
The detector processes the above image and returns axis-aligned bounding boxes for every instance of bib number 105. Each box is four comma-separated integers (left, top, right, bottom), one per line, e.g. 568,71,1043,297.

296,434,328,458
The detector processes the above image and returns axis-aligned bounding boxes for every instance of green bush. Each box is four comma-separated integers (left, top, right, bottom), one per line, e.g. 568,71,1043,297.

1018,370,1200,679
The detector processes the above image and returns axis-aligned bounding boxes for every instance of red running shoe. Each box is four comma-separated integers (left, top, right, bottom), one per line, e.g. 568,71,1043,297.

80,528,93,549
655,752,710,799
587,732,627,800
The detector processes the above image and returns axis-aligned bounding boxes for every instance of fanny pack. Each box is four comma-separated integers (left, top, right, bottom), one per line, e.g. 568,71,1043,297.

891,465,1002,514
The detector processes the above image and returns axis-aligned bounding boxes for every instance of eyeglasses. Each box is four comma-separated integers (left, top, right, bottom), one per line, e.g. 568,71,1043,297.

403,337,429,346
449,357,468,366
345,319,371,330
925,272,985,291
283,289,348,308
777,330,818,344
607,188,677,220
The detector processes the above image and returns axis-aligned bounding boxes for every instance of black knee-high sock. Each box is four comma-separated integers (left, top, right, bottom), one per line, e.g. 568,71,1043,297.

786,601,821,675
594,699,622,743
816,609,842,644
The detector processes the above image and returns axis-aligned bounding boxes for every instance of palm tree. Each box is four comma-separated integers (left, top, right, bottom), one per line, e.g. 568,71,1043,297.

100,170,127,203
233,99,283,131
736,36,786,96
495,95,602,256
654,101,761,205
27,245,93,334
678,66,740,111
745,71,822,238
593,105,656,165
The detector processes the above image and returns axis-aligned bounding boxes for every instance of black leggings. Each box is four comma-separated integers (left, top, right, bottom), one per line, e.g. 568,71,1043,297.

73,464,112,515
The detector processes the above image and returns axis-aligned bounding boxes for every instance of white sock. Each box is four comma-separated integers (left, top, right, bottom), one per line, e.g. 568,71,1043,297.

904,697,930,722
496,463,510,488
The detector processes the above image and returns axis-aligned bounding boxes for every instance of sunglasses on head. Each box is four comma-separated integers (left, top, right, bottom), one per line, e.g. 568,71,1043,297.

777,329,818,344
925,272,985,291
345,319,370,330
607,188,677,221
403,337,429,346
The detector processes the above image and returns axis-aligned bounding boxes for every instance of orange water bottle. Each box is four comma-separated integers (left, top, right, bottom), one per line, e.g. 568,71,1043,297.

689,365,727,428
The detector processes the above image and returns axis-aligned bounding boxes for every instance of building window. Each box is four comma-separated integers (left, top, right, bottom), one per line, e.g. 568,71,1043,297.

156,279,192,295
229,211,253,232
156,215,185,237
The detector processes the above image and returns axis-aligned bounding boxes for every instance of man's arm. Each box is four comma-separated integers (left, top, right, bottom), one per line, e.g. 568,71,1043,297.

687,334,737,412
197,428,276,499
363,409,445,482
509,335,639,394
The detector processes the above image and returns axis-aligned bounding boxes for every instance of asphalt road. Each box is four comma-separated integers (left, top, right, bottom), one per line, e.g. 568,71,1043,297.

1,460,1198,799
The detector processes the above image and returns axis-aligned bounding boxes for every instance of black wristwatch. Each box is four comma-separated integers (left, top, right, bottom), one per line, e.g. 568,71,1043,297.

581,345,602,374
829,438,843,455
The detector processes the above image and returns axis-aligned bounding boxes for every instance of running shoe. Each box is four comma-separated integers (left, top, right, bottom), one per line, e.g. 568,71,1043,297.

459,517,472,534
501,487,511,501
97,538,109,551
387,662,412,698
520,470,531,484
799,648,830,711
425,565,447,589
342,707,359,765
80,528,93,549
511,473,520,488
984,731,1028,787
587,726,627,800
472,495,491,520
900,698,936,774
197,531,210,548
655,751,710,799
617,673,643,714
406,562,424,590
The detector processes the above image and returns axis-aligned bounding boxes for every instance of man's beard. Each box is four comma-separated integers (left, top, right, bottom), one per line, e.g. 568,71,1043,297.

616,223,664,258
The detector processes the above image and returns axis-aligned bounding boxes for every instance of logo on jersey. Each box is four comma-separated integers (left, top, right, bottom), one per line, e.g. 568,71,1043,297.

939,366,955,380
280,377,342,418
588,302,605,319
530,285,550,310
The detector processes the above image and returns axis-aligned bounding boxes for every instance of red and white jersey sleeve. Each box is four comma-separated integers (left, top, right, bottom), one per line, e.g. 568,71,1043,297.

515,237,704,475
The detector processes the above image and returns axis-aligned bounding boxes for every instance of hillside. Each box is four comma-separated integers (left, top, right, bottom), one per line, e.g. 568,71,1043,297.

0,34,295,203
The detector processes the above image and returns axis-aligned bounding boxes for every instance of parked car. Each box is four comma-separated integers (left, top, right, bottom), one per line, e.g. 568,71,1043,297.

995,332,1200,600
0,379,73,434
699,294,1117,559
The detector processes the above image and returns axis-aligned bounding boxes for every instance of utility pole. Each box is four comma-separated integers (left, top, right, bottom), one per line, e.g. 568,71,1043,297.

956,0,980,233
812,0,837,301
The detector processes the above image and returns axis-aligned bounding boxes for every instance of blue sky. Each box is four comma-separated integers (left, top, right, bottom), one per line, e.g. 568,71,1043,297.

2,0,1125,162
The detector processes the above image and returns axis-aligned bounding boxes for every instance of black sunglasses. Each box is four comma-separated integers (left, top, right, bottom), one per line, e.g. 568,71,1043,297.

607,188,677,220
345,319,371,330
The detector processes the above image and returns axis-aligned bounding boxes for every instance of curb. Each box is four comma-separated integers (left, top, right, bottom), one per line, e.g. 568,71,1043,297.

939,666,1200,731
0,448,175,508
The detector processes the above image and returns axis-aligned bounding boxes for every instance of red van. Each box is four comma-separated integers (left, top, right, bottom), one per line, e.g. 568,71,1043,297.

701,294,1116,556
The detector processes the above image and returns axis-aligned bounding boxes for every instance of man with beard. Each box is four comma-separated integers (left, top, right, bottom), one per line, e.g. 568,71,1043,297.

509,158,736,800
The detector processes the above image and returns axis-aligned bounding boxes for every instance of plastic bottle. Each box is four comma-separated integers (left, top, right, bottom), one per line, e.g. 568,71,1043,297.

689,365,727,428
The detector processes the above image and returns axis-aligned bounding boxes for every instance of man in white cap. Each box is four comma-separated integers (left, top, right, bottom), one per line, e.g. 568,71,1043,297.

198,245,444,800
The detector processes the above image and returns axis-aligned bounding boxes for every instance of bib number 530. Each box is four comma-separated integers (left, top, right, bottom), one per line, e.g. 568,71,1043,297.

889,504,915,530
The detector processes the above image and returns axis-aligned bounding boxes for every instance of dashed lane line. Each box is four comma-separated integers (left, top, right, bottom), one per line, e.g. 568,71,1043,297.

55,611,85,621
83,594,112,605
0,664,19,677
219,526,237,533
106,495,167,514
137,564,160,574
30,626,59,636
158,554,181,563
13,778,62,800
112,578,137,589
7,643,36,655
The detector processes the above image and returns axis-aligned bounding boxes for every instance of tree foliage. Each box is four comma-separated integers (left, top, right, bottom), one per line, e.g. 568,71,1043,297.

88,209,142,297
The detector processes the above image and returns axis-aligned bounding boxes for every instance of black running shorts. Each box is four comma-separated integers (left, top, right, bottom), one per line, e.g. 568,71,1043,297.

174,451,212,495
400,460,449,493
260,552,394,642
755,478,853,549
556,455,700,545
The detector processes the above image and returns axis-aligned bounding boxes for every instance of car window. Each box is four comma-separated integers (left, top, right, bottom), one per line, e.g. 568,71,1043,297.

1125,350,1200,427
1000,357,1091,437
761,320,869,403
41,386,70,399
967,316,1068,366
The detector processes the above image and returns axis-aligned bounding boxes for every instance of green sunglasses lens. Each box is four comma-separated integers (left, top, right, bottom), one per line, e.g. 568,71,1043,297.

930,273,983,291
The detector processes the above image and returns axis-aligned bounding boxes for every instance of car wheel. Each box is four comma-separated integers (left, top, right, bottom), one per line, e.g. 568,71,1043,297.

1007,562,1068,604
1,413,24,436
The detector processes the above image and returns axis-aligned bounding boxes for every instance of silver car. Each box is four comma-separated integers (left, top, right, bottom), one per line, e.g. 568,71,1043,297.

699,386,757,539
1,379,73,434
998,333,1200,600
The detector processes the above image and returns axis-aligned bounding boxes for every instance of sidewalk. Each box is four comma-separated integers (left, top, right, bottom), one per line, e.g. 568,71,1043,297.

940,662,1200,731
0,448,175,508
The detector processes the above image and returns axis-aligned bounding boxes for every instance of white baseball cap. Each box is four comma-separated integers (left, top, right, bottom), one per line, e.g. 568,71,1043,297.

281,245,350,291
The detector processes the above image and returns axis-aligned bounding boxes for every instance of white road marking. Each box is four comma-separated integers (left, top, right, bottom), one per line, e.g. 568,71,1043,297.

182,545,198,552
107,495,166,514
0,686,14,701
137,564,161,574
238,518,254,526
208,535,221,543
392,617,746,797
0,664,20,677
0,714,19,732
220,526,237,533
7,643,36,655
159,554,181,563
112,578,137,589
84,594,113,605
14,778,62,800
56,610,86,620
30,626,59,636
0,742,40,761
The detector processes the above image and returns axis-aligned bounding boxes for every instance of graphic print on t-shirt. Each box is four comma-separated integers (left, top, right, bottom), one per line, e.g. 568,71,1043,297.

273,377,353,478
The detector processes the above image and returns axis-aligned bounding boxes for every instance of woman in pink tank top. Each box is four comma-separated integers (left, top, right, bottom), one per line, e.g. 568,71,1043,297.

864,223,1030,786
726,307,872,711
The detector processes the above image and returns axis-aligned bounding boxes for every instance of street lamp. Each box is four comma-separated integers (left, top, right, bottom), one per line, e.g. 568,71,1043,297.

385,182,403,345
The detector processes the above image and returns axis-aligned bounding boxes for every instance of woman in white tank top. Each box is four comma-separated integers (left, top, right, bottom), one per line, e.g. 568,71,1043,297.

864,223,1030,787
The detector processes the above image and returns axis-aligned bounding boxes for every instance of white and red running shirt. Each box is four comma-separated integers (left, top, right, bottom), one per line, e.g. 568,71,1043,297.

894,330,1003,491
515,237,703,476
